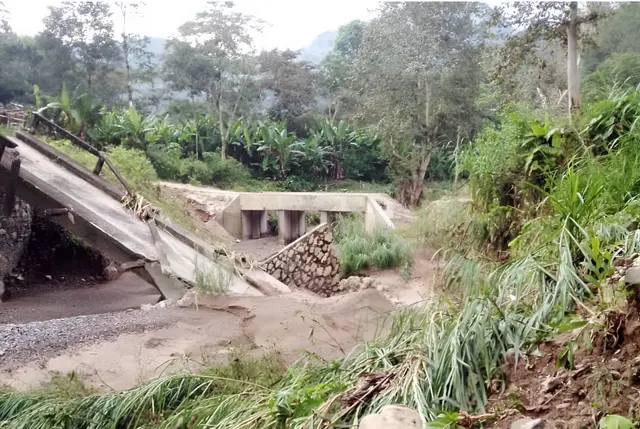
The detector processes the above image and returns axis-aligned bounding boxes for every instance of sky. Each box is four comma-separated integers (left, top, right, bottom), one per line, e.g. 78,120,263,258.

4,0,380,51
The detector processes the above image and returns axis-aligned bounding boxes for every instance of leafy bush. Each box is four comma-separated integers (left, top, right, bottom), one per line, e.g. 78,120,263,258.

334,215,413,276
201,152,252,189
104,146,158,189
147,146,251,189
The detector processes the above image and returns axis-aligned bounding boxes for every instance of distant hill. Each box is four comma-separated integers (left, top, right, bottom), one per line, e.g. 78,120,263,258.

297,30,338,64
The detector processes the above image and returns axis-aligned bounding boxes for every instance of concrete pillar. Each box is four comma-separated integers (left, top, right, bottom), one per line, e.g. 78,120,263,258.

278,210,306,245
320,211,336,226
242,210,265,240
296,210,306,237
260,210,269,236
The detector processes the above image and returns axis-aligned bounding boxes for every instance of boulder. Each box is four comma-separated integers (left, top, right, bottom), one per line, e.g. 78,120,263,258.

510,418,544,429
359,405,422,429
625,266,640,285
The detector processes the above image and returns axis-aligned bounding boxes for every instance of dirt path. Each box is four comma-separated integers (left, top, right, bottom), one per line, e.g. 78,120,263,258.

1,289,395,391
0,272,160,324
367,249,442,307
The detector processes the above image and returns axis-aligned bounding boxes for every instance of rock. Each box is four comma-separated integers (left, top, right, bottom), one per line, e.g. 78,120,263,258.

362,277,375,290
359,405,422,429
376,282,389,292
323,266,332,277
273,269,282,279
177,290,196,307
510,418,544,429
625,266,640,284
104,265,119,281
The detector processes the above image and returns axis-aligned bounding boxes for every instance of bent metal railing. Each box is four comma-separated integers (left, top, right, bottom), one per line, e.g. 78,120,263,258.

30,112,133,197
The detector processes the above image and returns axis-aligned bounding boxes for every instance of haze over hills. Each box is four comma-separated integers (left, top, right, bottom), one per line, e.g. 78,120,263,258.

144,29,337,65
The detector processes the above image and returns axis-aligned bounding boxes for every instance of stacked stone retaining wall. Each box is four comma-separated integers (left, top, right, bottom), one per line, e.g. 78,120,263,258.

261,223,341,296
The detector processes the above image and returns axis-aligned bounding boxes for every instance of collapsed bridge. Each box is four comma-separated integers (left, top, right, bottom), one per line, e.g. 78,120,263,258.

0,125,271,303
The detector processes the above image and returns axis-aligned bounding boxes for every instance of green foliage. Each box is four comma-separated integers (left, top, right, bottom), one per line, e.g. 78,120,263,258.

599,415,637,429
35,98,388,189
334,215,413,276
583,53,640,101
104,145,157,189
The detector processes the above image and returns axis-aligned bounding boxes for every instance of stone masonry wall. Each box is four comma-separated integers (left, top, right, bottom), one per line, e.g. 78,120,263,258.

261,223,341,297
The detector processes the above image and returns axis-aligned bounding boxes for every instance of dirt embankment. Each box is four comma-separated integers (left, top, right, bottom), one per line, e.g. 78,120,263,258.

488,302,640,429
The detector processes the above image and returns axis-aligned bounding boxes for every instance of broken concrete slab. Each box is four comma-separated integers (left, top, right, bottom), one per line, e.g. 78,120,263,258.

144,262,187,302
241,268,291,296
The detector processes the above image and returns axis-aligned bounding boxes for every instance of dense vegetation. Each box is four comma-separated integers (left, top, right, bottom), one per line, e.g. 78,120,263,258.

2,0,640,428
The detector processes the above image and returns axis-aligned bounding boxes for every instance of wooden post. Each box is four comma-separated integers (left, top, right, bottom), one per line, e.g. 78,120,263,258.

4,158,20,216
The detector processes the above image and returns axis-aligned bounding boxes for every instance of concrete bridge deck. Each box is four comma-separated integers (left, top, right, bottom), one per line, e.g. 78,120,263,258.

0,135,262,298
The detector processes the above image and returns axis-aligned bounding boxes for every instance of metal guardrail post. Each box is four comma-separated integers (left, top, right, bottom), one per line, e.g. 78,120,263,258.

93,158,105,175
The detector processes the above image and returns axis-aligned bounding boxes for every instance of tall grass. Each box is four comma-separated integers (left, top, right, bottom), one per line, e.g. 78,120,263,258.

0,226,595,428
333,214,413,276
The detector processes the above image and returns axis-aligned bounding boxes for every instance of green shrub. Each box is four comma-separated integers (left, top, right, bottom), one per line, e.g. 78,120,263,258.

334,215,413,276
104,146,158,189
202,152,252,189
147,144,182,181
147,146,252,189
268,212,279,235
279,176,318,192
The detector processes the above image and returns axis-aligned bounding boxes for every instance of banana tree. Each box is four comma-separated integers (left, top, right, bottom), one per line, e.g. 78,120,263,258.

118,105,157,152
257,122,301,178
145,115,174,147
228,118,260,165
37,83,103,137
87,109,123,148
294,133,335,182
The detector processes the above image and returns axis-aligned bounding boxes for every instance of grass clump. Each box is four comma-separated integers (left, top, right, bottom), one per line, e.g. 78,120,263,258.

334,214,413,276
194,257,234,296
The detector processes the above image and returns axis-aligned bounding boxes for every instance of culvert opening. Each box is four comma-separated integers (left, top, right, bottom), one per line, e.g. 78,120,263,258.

0,215,161,324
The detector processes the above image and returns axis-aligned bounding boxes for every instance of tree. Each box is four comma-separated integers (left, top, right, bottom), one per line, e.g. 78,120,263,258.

1,1,9,33
43,0,121,92
258,49,318,123
353,2,486,206
583,52,640,100
492,2,610,113
33,31,80,94
322,20,367,122
163,1,262,159
582,3,640,74
114,0,156,105
0,35,43,103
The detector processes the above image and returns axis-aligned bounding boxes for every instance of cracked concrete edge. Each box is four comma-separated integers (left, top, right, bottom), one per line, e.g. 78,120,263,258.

143,262,188,302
